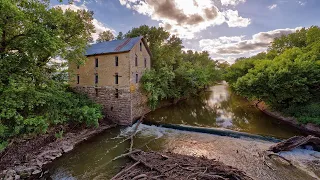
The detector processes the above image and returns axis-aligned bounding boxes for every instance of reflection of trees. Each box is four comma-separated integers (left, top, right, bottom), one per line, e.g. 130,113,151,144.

147,85,303,139
147,91,219,127
218,90,255,130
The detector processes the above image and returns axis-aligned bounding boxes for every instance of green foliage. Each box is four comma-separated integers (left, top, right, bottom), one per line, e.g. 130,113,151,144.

283,103,320,125
225,26,320,123
224,58,258,88
116,32,124,40
0,141,8,152
130,25,223,109
0,0,103,145
97,30,115,42
141,68,176,109
55,130,64,139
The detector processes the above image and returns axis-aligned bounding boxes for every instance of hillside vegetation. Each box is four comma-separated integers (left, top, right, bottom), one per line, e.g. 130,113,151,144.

224,26,320,124
0,0,103,149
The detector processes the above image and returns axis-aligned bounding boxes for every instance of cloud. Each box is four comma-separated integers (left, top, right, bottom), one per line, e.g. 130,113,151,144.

221,0,246,6
119,0,250,39
199,27,301,56
223,10,251,27
54,4,115,41
268,4,277,10
298,1,306,6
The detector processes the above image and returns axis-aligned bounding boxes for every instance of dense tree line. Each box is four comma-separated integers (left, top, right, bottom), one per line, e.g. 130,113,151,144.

125,25,222,109
0,0,103,149
0,1,222,149
225,26,320,124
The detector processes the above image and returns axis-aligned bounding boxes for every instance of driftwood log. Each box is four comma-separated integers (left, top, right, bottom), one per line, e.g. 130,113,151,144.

112,150,253,180
269,135,320,153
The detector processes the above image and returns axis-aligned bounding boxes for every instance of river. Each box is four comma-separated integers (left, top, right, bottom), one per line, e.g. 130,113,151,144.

46,84,316,180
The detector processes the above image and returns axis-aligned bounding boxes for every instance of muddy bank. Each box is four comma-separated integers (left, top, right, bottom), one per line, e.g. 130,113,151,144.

255,101,320,137
0,122,116,179
112,150,252,180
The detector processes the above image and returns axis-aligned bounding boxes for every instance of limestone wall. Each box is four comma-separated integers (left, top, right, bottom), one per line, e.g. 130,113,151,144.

73,86,150,125
131,87,151,121
73,86,131,125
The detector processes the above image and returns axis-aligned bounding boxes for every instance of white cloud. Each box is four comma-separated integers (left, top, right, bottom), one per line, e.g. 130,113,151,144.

119,0,250,39
199,27,301,58
54,4,115,41
268,4,277,10
221,0,246,6
223,10,251,27
298,1,306,6
200,36,244,47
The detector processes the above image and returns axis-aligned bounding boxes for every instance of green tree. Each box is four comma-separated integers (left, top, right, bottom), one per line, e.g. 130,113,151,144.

269,28,307,54
97,30,114,42
116,31,123,40
225,26,320,124
0,0,102,145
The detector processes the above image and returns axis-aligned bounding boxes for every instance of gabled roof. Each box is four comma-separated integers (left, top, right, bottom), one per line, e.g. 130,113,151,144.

85,36,152,57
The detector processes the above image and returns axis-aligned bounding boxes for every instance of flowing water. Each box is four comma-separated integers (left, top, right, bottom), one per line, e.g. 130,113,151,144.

46,83,317,180
146,83,303,139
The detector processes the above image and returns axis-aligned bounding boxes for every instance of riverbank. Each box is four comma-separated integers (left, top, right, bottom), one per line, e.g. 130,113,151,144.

255,101,320,137
162,128,320,180
0,121,116,179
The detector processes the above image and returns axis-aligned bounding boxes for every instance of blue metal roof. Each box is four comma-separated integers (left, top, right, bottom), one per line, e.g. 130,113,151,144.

85,36,143,56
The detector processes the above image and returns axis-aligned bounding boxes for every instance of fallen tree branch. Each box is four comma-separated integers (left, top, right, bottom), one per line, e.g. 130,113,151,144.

130,115,144,152
112,150,253,180
267,153,292,166
197,174,228,180
112,150,141,161
132,174,147,180
111,161,141,180
269,135,320,153
129,152,162,173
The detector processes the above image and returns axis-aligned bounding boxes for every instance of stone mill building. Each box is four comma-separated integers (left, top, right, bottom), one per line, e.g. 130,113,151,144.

69,36,151,125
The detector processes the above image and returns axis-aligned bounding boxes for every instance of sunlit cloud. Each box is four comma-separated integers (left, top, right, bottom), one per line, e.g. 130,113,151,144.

221,0,246,6
119,0,250,39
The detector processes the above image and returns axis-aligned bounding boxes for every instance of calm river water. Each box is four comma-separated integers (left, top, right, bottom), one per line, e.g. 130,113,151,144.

46,83,305,180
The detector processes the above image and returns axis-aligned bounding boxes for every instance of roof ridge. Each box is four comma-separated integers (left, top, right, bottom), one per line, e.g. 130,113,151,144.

114,38,132,52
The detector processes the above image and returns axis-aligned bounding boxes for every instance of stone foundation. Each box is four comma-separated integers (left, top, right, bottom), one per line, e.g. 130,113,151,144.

73,86,150,125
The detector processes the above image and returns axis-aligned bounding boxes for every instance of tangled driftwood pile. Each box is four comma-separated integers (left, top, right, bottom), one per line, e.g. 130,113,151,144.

111,150,252,180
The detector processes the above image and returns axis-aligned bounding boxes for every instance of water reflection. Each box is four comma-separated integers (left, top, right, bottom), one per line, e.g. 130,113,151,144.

146,83,304,139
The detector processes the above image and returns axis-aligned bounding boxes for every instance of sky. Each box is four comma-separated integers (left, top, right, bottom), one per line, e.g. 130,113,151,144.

51,0,320,64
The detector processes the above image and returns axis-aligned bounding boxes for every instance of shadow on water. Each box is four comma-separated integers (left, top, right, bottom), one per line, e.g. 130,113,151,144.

146,84,304,139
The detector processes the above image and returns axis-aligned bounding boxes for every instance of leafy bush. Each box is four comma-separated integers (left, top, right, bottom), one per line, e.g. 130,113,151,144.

224,26,320,124
283,103,320,125
0,75,103,144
